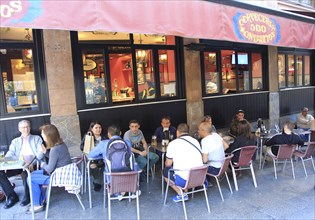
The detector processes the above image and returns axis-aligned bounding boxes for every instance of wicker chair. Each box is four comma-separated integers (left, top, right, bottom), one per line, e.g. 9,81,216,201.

262,144,296,179
293,142,315,177
104,170,142,220
206,154,233,201
230,146,258,191
164,165,210,220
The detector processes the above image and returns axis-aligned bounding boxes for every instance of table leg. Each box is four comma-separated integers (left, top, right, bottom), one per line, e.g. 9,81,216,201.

161,152,165,194
25,168,34,220
259,137,263,170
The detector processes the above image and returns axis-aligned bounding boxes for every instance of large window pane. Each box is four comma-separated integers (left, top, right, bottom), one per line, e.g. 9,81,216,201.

237,52,249,91
304,56,310,85
296,55,303,86
137,49,155,100
222,50,236,94
78,31,130,43
287,55,295,87
1,49,38,113
252,53,263,90
109,47,135,103
278,54,285,88
159,50,176,97
82,50,107,104
0,28,33,42
204,52,219,94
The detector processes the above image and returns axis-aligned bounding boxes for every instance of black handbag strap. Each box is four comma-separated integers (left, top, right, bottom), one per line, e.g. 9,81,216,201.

179,137,202,155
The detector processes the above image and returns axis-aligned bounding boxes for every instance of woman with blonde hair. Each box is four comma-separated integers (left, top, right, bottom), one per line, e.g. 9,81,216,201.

27,124,71,214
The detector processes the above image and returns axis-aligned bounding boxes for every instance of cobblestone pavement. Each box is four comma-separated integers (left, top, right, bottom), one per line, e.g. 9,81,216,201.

1,157,314,220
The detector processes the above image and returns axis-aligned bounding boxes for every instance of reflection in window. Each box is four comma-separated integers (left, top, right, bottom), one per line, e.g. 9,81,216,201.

109,47,135,103
304,56,310,85
287,55,294,87
159,50,176,97
237,52,249,91
296,55,303,86
0,28,33,42
221,50,236,94
1,49,38,113
136,49,155,100
278,54,285,88
252,53,262,90
203,52,218,94
78,31,130,42
82,50,107,104
133,33,175,45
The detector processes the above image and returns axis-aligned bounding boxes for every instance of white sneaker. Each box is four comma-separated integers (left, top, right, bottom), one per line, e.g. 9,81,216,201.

131,190,141,199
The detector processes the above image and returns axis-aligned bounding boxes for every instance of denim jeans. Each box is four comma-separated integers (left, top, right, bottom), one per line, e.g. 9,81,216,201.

31,170,50,206
135,152,159,170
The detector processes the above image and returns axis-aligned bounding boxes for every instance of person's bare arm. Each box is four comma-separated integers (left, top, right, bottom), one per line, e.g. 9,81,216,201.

202,153,208,164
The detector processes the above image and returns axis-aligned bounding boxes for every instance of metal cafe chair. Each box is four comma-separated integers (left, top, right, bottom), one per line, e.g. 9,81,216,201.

164,165,210,220
206,154,234,201
262,144,296,179
45,161,85,219
293,142,315,177
103,170,142,220
230,146,258,191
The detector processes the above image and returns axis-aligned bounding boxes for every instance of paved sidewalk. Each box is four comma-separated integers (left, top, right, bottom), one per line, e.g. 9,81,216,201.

0,158,314,220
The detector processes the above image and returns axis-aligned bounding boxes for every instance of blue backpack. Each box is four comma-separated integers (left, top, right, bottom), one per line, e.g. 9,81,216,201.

105,138,133,172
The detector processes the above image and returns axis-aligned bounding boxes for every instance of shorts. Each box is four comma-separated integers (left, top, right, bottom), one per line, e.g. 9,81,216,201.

163,167,186,188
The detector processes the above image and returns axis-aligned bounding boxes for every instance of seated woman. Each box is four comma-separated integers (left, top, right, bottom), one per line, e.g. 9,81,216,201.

28,124,72,213
226,120,256,163
80,121,106,191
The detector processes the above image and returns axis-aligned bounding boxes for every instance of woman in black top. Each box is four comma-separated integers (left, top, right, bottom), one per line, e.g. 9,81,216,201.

80,121,106,191
226,120,256,163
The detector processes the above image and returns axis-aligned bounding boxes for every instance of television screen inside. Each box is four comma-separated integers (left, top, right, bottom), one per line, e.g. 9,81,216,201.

232,54,248,65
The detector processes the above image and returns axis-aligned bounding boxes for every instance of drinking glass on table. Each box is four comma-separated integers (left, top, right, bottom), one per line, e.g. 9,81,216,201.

0,151,4,161
151,135,157,147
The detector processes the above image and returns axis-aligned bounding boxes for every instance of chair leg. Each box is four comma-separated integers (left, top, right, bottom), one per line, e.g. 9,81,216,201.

179,189,187,220
147,156,149,183
231,167,238,191
75,193,85,210
290,158,295,179
45,185,52,219
203,185,210,213
262,152,267,169
136,191,140,220
310,156,315,173
163,178,170,205
250,163,257,188
108,192,111,220
215,177,224,202
283,159,287,172
273,160,277,179
87,161,92,208
225,172,233,195
301,158,308,177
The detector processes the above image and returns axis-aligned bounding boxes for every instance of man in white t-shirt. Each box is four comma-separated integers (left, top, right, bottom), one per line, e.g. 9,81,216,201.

163,123,203,203
0,120,44,209
198,122,228,175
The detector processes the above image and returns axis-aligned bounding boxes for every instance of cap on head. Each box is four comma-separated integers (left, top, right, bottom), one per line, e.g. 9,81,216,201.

237,109,245,114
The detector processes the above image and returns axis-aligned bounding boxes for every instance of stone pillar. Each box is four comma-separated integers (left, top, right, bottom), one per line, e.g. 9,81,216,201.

268,46,280,128
183,38,204,134
43,30,81,156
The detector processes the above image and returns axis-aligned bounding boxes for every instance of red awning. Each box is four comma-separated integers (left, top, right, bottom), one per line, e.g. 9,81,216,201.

1,0,314,49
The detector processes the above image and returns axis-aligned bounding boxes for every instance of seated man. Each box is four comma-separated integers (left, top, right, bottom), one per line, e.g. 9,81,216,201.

124,120,159,181
193,115,217,140
229,109,246,137
154,116,177,143
265,121,304,156
198,122,228,175
296,107,314,142
163,123,203,202
0,120,44,209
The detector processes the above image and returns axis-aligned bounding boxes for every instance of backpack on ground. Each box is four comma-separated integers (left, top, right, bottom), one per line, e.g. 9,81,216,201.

105,138,133,172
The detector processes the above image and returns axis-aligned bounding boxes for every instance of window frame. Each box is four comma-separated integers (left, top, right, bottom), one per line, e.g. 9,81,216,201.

0,29,49,118
200,43,266,96
277,49,312,89
71,32,183,110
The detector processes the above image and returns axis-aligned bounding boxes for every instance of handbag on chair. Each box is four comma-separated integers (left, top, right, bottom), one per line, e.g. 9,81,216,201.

83,131,95,155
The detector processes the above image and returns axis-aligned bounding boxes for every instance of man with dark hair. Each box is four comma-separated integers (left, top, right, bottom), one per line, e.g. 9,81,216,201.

124,120,159,181
229,109,246,137
265,121,304,155
163,123,203,203
154,116,177,143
